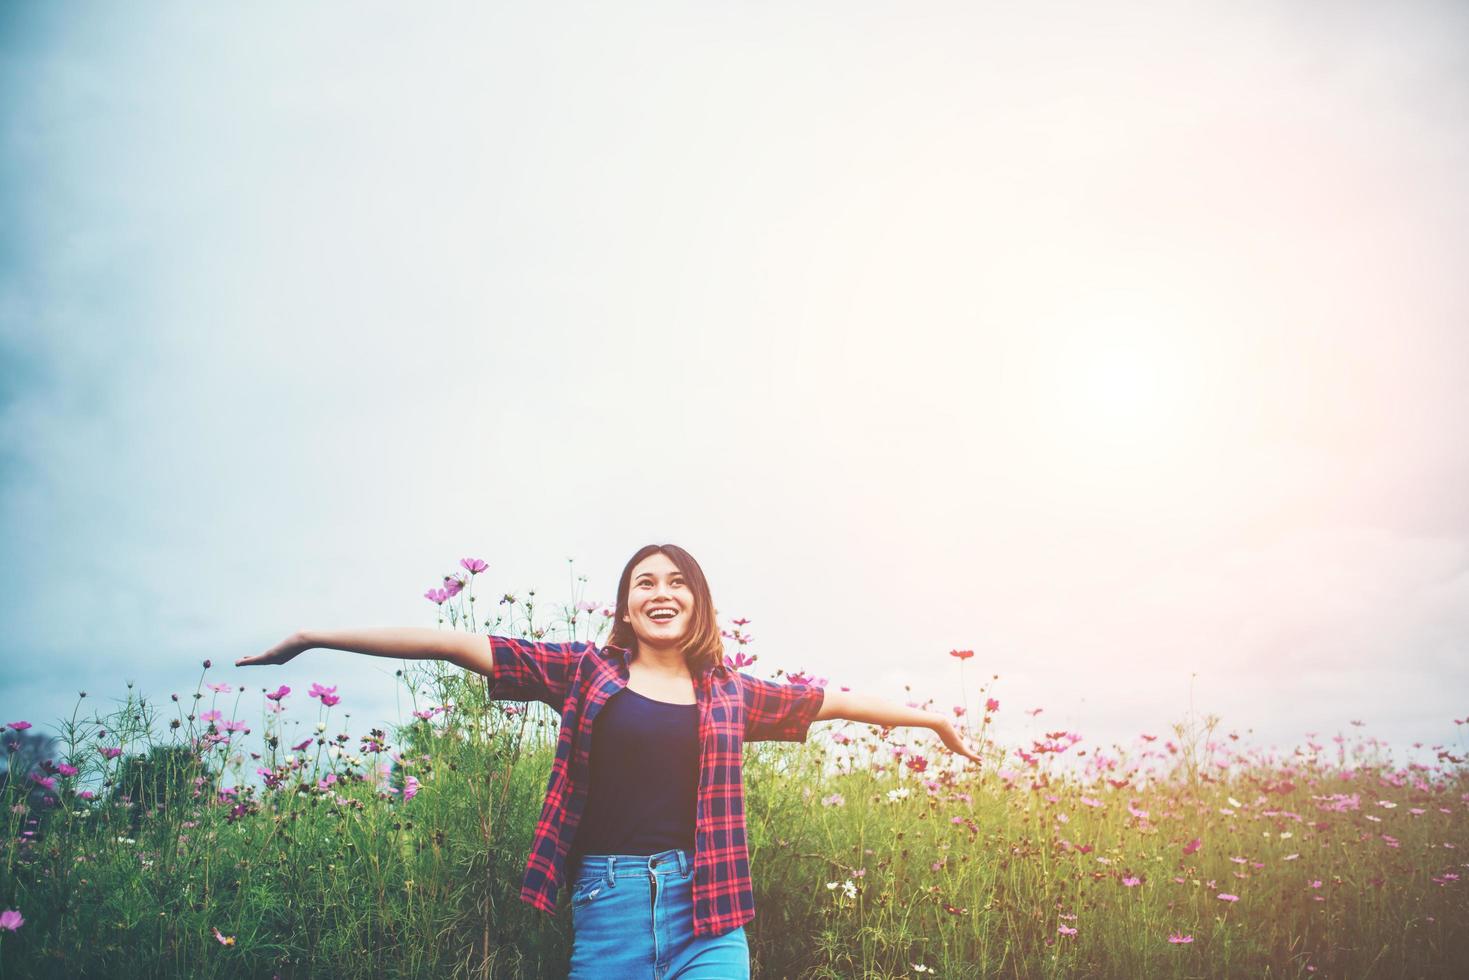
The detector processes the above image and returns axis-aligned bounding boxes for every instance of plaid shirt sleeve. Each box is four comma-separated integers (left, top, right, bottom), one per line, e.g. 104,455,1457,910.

739,671,826,743
484,635,590,708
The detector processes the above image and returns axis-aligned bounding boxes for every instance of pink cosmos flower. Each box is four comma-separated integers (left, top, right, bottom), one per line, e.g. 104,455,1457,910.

1079,796,1102,808
403,775,421,801
1183,838,1202,855
211,926,235,946
1308,880,1322,889
1057,925,1077,936
29,773,56,791
6,721,32,731
727,650,757,669
949,649,974,661
206,683,233,694
0,909,22,932
222,720,248,734
986,698,1000,713
1217,893,1240,902
265,685,290,702
424,588,449,604
291,738,312,752
200,710,222,724
99,747,123,760
1167,933,1193,944
1122,877,1141,887
56,763,79,777
77,790,95,801
442,576,464,597
460,558,487,574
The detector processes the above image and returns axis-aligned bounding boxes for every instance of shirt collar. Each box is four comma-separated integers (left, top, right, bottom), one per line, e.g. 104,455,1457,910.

601,642,729,681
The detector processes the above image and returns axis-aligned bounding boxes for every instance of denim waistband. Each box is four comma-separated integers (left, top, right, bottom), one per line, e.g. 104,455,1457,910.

572,847,691,881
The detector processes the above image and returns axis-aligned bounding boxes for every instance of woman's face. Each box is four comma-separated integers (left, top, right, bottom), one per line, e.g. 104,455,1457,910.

622,552,695,649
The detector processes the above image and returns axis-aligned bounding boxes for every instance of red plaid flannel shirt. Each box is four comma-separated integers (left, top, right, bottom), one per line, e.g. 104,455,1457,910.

486,635,826,937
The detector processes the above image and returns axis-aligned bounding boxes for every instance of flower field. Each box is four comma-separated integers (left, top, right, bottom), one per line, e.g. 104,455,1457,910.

1,562,1465,978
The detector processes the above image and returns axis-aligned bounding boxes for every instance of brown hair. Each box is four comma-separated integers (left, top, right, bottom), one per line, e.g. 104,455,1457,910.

603,544,725,675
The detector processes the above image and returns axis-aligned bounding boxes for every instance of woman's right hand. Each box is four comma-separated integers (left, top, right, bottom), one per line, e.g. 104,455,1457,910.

236,632,310,668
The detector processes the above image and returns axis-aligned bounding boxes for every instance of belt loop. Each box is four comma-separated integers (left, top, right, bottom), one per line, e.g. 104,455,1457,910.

676,848,689,877
607,855,617,888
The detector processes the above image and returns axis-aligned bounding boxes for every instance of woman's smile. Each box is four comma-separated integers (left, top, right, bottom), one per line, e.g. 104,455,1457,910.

626,553,693,645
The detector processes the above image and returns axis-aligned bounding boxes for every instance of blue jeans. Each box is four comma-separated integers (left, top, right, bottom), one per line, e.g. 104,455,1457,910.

567,848,750,979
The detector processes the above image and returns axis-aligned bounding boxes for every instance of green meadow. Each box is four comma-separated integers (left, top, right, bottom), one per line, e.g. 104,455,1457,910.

1,573,1464,978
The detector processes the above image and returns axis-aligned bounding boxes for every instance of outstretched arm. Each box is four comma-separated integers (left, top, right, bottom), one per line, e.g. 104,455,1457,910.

815,690,982,764
235,627,486,673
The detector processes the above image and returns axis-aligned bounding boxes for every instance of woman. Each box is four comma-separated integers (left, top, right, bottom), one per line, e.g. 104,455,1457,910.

238,543,979,978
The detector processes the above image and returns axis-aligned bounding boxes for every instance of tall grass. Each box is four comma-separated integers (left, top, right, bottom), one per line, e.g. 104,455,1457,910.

1,562,1464,978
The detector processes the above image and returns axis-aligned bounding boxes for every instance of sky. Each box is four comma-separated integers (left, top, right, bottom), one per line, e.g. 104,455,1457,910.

3,0,1467,769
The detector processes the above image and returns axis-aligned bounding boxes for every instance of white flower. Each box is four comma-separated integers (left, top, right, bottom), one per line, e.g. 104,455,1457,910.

115,836,136,845
842,880,857,900
1227,797,1243,808
315,722,328,733
887,788,910,803
912,965,933,974
1377,800,1397,809
1280,832,1293,839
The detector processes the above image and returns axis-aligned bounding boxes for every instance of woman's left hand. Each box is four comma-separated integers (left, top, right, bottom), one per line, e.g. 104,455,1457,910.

932,717,983,765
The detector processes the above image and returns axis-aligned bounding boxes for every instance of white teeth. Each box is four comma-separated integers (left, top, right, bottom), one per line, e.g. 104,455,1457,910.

649,609,677,621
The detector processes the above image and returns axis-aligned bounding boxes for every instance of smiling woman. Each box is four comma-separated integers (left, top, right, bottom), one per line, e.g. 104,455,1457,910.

235,542,979,979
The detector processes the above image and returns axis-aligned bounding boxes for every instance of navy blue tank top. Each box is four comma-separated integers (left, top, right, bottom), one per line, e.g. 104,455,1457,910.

569,686,700,859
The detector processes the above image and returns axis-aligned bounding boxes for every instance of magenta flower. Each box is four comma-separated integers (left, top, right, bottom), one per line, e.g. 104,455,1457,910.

1122,877,1141,887
265,685,290,702
460,557,487,574
442,576,464,597
98,747,123,760
985,698,1000,713
291,738,312,752
1183,838,1202,856
6,721,32,731
424,588,449,605
56,763,79,777
403,775,421,801
1167,933,1193,944
308,683,336,700
29,773,57,791
77,790,95,801
1217,893,1240,903
0,909,22,932
727,650,756,669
